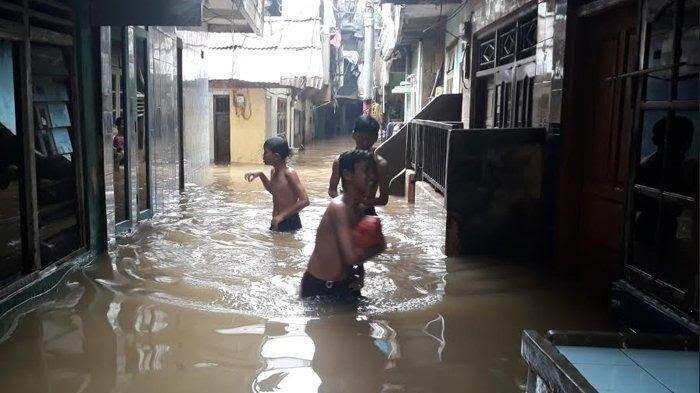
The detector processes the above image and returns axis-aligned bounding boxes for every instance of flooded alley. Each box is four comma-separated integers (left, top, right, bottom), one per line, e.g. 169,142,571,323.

0,139,613,393
1,0,697,390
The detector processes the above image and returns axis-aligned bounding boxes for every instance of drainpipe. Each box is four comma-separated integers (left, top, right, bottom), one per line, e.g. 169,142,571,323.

363,1,374,101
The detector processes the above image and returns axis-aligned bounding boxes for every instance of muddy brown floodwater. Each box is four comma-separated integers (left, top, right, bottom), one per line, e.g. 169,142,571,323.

0,138,613,393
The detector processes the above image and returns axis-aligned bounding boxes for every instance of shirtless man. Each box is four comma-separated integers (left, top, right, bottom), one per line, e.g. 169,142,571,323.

301,150,386,299
245,136,310,232
328,114,389,216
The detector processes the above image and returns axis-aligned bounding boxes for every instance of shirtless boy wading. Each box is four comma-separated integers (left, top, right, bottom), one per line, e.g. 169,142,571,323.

245,137,309,232
327,115,389,294
328,115,389,216
301,150,386,299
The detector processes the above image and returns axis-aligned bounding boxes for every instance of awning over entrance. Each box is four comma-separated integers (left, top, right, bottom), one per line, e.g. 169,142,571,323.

207,17,326,90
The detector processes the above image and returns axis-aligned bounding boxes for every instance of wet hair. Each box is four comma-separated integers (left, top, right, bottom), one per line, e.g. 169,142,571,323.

338,149,373,189
353,114,380,138
114,117,122,127
363,98,372,105
263,136,290,160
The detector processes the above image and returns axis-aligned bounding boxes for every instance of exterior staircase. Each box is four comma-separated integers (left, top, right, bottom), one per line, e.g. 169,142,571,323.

375,93,462,195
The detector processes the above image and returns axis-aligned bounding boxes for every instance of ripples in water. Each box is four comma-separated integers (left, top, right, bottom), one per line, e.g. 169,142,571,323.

104,144,448,318
0,139,616,393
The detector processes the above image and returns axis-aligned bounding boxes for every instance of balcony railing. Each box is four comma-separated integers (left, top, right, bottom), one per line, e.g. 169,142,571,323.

406,119,462,195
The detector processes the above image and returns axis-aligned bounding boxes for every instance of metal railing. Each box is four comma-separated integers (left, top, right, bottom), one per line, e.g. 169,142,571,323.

406,119,462,195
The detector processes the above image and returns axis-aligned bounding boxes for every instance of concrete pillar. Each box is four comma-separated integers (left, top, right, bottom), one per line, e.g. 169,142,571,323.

406,169,415,204
362,1,374,100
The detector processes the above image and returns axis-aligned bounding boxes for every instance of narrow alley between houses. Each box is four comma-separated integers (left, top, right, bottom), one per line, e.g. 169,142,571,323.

0,138,612,393
1,0,698,392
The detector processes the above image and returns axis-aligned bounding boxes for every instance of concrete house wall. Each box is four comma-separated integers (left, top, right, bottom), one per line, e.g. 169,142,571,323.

231,89,267,164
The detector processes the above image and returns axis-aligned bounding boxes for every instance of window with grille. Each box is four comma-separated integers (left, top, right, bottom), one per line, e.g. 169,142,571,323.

0,0,87,275
627,0,699,317
474,10,537,128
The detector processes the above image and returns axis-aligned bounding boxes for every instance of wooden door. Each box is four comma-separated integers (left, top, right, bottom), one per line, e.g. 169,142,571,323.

559,4,638,289
213,95,230,164
294,109,304,147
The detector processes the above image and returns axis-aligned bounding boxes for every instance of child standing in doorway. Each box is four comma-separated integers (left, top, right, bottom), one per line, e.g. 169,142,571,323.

245,137,310,232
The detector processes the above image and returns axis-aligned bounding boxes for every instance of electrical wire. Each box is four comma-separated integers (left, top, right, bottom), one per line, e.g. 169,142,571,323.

422,0,443,34
234,89,252,120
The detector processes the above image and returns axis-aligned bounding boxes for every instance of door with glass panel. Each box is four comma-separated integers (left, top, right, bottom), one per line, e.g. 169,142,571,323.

0,39,24,286
0,1,86,288
31,44,85,266
626,0,699,318
134,27,152,220
111,27,131,232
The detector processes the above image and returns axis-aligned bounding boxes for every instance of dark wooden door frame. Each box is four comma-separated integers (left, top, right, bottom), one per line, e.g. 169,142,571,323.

213,94,231,165
557,2,639,287
1,2,89,277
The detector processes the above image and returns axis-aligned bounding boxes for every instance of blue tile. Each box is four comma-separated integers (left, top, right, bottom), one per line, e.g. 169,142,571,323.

558,346,635,366
649,367,699,393
574,364,672,393
622,349,700,393
622,349,700,370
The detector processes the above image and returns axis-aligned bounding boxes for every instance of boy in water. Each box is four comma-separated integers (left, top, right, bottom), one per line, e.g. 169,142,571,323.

245,136,310,232
328,115,389,293
328,114,389,216
301,150,386,299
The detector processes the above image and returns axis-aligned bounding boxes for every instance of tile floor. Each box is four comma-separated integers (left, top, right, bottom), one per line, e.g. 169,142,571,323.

557,346,699,393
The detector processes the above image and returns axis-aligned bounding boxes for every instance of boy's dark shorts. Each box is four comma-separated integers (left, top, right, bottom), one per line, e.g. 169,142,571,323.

364,206,377,216
272,213,302,232
300,271,362,299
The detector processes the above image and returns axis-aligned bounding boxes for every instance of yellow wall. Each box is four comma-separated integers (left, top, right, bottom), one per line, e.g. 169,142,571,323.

230,88,267,164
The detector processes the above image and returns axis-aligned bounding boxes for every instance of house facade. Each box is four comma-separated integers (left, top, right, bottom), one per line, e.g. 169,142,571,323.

0,0,264,311
206,15,330,163
378,0,699,333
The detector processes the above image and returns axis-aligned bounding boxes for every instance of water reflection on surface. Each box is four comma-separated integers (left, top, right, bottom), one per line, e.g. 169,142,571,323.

0,138,612,392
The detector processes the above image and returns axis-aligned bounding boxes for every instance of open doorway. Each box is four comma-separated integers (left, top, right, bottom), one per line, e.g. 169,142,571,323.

213,95,230,164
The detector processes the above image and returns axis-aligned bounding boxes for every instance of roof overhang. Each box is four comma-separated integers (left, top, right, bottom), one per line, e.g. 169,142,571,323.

91,0,203,26
381,0,461,4
202,0,263,34
388,3,460,46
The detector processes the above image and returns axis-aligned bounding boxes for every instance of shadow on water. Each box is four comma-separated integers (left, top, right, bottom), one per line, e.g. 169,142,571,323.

0,137,613,392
